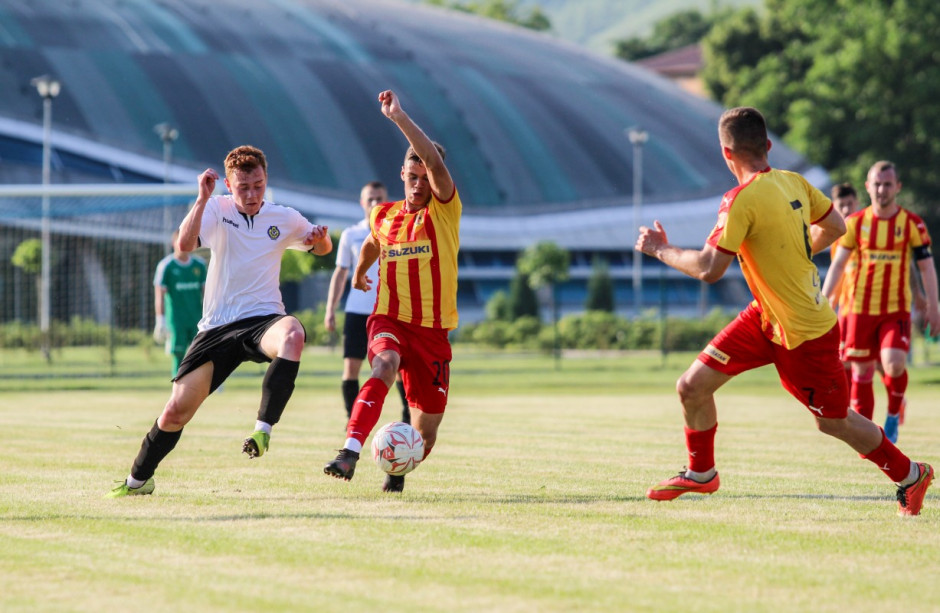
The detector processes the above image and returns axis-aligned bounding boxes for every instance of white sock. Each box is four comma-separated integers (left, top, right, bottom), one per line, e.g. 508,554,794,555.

686,468,717,483
897,462,920,487
344,438,363,454
255,421,272,435
126,475,146,489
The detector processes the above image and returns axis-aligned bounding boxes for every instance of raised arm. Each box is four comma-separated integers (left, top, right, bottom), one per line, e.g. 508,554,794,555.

178,168,218,252
379,90,454,201
636,220,735,283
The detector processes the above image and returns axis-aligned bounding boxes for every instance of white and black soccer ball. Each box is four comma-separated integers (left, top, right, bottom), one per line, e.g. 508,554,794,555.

371,421,424,476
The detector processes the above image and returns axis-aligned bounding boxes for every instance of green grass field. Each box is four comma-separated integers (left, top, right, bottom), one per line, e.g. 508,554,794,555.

2,348,939,612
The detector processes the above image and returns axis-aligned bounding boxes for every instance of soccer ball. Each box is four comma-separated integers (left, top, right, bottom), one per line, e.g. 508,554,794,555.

371,421,424,476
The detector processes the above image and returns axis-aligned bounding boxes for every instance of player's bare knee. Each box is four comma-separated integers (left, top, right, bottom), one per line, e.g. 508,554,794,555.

676,373,703,405
279,325,306,355
882,361,905,378
370,359,398,386
159,400,189,430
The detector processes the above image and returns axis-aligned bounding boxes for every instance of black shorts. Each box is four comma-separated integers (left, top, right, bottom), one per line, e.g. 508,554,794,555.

174,314,290,393
343,312,370,360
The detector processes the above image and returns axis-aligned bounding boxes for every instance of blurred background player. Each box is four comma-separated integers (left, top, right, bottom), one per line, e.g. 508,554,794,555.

153,230,207,376
324,90,462,493
638,108,933,516
107,145,332,497
324,181,409,424
827,183,859,378
823,161,940,443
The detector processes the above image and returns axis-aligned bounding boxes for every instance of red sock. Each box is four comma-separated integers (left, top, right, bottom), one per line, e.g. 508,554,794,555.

345,378,390,445
882,371,907,416
685,424,717,473
851,370,874,420
862,431,911,482
422,441,435,461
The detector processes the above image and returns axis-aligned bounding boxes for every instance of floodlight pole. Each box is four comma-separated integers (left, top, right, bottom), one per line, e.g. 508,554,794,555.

154,122,179,253
32,75,61,362
627,127,649,315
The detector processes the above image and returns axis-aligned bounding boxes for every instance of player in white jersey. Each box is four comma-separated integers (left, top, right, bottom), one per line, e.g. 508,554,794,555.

107,145,332,498
324,181,409,423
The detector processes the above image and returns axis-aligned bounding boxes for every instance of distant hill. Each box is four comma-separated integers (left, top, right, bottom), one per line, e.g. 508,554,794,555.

410,0,762,56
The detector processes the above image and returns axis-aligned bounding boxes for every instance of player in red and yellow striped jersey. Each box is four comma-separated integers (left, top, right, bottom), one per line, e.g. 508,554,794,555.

829,184,860,315
822,162,940,443
827,183,860,378
324,90,461,493
638,108,932,515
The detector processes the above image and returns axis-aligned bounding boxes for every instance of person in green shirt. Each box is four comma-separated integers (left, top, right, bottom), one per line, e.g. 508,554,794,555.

153,230,207,375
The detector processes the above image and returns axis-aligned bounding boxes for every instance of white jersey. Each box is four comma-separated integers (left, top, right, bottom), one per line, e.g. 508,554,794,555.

336,218,379,315
198,195,315,331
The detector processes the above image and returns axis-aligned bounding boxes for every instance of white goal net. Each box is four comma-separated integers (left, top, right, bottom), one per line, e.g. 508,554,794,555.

0,183,197,367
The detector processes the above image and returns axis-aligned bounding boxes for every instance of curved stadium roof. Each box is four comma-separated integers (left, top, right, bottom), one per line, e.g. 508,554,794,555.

0,0,825,248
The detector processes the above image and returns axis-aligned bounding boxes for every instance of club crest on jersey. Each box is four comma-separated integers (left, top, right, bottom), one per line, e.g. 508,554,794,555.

267,226,280,240
383,240,432,261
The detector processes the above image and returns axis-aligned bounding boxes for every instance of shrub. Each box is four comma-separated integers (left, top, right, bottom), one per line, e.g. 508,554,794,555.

484,290,511,321
292,306,338,346
470,320,513,348
558,310,626,349
507,315,542,348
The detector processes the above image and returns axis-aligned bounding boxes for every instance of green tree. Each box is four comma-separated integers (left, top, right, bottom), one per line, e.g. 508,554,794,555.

614,8,729,61
508,270,539,320
426,0,551,31
279,250,316,284
517,241,569,366
703,0,940,225
12,239,43,326
279,230,339,283
484,289,511,321
585,256,615,312
11,238,42,274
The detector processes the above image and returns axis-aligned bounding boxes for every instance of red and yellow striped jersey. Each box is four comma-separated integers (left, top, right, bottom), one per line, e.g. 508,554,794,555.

707,168,836,349
838,207,931,315
829,242,858,313
370,189,461,329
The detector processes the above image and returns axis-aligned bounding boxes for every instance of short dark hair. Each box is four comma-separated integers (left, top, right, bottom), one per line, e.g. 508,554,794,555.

363,180,385,191
718,107,768,160
224,145,267,176
868,160,897,180
404,141,446,166
830,182,857,200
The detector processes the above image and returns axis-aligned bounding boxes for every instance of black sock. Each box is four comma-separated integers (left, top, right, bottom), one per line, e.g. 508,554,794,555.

131,420,183,481
396,380,411,424
341,379,360,419
258,357,300,426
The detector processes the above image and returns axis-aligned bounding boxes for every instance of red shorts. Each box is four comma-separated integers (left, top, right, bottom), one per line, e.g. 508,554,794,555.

837,313,849,361
367,314,452,415
842,312,911,362
698,304,848,419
